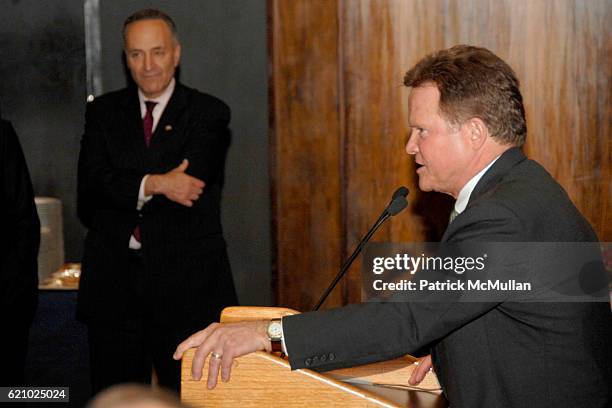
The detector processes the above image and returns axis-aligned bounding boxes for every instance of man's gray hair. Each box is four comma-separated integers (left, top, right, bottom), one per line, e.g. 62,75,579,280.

123,9,179,43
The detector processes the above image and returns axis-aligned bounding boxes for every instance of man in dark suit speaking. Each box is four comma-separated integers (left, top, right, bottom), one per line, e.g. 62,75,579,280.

174,46,610,407
77,9,237,393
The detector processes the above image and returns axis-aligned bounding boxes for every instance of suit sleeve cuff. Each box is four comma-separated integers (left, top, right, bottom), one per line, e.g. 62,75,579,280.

137,175,153,210
280,318,288,355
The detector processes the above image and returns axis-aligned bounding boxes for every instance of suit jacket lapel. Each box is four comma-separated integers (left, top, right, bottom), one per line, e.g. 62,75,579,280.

149,82,188,149
121,86,147,167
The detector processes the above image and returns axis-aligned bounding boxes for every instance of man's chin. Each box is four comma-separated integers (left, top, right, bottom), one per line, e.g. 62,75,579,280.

417,179,432,193
139,85,165,98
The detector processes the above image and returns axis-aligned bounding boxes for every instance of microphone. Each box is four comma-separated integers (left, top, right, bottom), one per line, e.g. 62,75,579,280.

312,187,409,311
388,187,409,215
392,186,409,199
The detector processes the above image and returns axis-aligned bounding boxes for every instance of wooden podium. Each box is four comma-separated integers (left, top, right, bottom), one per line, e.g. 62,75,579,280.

181,307,446,407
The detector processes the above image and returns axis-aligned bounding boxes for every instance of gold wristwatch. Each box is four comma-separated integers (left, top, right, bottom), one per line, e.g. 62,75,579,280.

267,319,283,352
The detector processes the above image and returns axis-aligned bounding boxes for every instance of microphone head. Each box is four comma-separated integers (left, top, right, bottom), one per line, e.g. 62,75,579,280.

392,186,409,199
387,196,408,216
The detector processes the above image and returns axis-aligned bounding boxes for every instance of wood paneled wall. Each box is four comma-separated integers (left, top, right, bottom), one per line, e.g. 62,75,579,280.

269,0,611,311
269,0,344,309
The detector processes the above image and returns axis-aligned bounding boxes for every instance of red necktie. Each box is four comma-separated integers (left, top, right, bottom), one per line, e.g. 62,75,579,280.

143,101,157,147
134,101,158,243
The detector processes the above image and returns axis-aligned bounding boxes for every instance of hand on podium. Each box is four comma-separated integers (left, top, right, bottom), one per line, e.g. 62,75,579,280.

173,321,272,389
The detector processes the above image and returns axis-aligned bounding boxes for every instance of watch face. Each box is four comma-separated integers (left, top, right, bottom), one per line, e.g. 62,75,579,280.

267,321,282,339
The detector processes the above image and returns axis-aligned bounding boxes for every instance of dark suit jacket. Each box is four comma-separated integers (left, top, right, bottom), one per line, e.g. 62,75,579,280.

283,148,611,407
77,83,237,328
0,119,39,325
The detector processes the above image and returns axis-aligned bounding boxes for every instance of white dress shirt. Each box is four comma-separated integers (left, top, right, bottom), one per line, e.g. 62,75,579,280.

129,78,176,249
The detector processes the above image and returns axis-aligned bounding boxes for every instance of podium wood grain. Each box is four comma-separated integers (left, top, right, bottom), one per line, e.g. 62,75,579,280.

182,349,406,407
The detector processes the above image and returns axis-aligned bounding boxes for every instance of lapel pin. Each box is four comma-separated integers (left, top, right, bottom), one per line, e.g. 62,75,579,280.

165,125,173,132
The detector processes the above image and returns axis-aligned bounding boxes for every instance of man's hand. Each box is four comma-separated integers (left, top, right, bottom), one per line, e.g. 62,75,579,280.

145,159,205,206
173,321,271,389
409,354,433,386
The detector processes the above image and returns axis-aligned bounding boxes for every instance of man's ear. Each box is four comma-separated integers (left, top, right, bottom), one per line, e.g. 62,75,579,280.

467,117,488,150
173,43,182,67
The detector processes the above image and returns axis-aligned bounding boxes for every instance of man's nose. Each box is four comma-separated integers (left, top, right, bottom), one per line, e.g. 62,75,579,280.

144,53,153,70
405,131,418,155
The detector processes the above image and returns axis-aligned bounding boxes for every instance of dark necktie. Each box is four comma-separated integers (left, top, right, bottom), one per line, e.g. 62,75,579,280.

449,208,459,224
143,101,157,147
134,101,158,243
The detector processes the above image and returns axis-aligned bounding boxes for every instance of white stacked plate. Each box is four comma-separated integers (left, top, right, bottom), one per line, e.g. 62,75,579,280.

35,197,65,282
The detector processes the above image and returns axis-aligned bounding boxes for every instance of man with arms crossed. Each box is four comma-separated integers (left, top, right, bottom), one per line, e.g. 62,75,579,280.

78,9,236,393
174,45,610,407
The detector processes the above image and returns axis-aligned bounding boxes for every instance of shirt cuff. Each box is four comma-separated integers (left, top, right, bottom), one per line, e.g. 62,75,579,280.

129,234,141,250
280,319,288,355
137,175,153,210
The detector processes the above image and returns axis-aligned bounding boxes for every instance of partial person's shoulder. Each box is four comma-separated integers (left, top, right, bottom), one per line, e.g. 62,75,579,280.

0,118,11,134
180,84,230,119
0,119,22,159
0,119,10,151
0,119,17,144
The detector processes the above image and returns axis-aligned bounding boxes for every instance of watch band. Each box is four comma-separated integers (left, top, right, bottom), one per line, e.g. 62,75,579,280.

270,339,283,353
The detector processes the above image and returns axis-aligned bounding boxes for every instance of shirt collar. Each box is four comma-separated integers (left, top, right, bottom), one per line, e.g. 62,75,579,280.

454,155,501,214
137,77,176,115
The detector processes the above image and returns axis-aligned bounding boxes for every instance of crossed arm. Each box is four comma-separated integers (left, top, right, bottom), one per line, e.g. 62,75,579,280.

144,159,204,207
77,100,229,224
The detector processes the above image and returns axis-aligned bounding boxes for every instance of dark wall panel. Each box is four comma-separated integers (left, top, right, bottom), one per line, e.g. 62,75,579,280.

0,0,86,262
